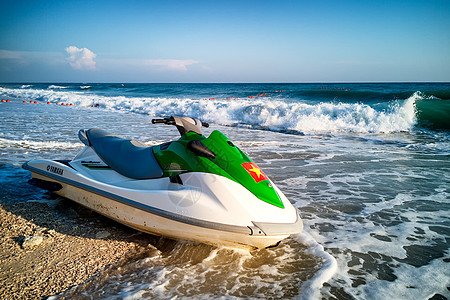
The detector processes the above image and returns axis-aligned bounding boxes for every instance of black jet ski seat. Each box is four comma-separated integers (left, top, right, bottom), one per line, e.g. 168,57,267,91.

79,128,164,180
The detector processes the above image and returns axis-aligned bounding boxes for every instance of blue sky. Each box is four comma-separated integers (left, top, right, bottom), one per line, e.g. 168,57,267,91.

1,0,449,82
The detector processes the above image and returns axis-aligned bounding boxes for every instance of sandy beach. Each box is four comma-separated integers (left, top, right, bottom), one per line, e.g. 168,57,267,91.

0,199,154,299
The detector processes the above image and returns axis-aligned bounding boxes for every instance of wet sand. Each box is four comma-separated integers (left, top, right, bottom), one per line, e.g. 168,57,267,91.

0,200,153,299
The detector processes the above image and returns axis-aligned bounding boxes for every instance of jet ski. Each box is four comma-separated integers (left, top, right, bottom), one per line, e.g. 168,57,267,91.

23,116,302,249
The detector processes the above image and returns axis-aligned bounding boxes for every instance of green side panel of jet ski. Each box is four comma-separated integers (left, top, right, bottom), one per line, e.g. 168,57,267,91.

153,130,284,208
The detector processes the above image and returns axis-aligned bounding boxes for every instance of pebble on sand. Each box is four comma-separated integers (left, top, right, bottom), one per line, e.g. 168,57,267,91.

95,230,111,239
23,235,44,248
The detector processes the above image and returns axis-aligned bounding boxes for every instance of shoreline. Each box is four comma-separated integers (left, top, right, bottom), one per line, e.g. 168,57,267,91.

0,199,154,299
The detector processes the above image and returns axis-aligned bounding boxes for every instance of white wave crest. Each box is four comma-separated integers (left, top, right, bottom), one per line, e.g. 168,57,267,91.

48,85,68,89
1,87,421,134
98,95,419,134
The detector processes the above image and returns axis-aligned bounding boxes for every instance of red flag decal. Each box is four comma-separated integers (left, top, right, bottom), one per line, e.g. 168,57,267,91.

242,162,268,183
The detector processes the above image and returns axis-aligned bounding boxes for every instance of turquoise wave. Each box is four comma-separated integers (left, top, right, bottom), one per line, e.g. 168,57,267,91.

415,97,450,130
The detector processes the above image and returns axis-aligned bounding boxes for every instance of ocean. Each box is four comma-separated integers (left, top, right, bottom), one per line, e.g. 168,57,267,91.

1,82,449,299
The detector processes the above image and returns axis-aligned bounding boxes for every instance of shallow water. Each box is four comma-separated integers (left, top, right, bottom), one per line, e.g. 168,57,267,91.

1,83,449,299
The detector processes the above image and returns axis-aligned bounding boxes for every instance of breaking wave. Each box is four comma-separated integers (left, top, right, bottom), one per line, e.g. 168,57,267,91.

2,86,448,133
415,95,450,130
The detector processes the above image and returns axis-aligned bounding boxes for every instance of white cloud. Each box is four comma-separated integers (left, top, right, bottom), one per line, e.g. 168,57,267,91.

145,59,198,72
65,46,97,70
0,49,66,69
0,49,24,60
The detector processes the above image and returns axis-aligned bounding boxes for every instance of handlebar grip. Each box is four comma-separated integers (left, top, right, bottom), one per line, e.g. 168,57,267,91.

152,119,167,124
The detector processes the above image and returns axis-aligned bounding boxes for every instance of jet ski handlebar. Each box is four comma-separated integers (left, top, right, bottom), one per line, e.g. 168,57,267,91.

152,118,176,125
152,116,209,136
152,117,209,128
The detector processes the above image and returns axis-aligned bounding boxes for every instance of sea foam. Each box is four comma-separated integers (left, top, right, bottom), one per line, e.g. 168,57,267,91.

0,137,80,151
294,232,338,300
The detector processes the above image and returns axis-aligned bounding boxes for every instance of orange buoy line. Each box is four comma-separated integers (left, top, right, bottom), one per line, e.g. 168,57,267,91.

13,100,79,106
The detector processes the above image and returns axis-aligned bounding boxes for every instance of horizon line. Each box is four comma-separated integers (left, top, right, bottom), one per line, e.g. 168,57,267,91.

2,81,450,85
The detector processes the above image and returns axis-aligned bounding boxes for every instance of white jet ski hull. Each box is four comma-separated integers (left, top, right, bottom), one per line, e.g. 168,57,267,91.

24,157,302,250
